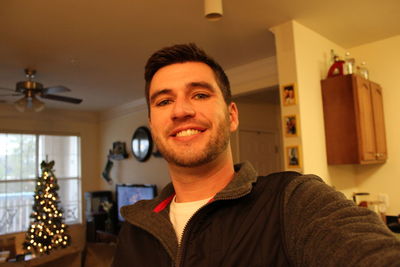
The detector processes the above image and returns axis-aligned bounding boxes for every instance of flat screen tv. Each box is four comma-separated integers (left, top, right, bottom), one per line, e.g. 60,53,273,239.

116,184,157,221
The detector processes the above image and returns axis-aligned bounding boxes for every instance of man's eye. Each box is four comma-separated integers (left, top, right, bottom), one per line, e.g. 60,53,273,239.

193,93,209,100
156,99,172,106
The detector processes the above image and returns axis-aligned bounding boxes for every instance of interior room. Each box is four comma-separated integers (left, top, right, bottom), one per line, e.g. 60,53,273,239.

0,0,399,265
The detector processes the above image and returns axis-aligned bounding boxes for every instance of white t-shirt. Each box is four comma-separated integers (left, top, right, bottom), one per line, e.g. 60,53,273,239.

169,196,212,244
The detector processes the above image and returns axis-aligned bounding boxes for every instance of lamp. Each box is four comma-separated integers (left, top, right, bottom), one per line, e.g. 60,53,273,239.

204,0,223,21
15,95,45,112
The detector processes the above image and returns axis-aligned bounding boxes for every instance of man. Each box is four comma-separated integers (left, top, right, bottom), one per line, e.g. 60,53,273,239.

112,44,400,266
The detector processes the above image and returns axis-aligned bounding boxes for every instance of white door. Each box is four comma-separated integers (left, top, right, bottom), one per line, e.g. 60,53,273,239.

239,129,280,176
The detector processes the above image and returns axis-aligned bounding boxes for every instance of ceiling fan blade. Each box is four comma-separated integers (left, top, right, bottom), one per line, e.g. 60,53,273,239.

43,86,71,94
40,94,82,104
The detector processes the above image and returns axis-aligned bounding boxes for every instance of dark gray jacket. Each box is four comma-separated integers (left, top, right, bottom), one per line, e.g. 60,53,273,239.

112,162,400,266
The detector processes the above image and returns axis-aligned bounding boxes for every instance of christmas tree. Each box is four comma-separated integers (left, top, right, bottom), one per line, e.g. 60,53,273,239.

23,160,71,255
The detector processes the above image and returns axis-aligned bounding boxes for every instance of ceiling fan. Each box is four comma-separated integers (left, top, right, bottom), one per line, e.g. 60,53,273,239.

0,68,83,112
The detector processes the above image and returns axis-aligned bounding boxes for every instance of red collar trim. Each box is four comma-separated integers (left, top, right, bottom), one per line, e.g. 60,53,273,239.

153,194,175,213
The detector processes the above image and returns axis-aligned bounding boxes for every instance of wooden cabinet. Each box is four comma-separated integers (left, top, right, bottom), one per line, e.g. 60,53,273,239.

321,74,387,164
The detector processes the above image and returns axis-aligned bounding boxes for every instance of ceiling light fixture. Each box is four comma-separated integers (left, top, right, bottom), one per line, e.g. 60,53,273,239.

13,70,45,112
15,94,45,112
204,0,223,21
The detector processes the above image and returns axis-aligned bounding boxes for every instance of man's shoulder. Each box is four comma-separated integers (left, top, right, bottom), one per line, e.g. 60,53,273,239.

255,171,328,203
256,170,307,188
281,173,335,201
261,170,303,179
259,171,325,189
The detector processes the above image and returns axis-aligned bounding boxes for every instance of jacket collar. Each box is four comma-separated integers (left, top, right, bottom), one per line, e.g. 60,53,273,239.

214,161,258,200
150,161,258,213
122,161,258,219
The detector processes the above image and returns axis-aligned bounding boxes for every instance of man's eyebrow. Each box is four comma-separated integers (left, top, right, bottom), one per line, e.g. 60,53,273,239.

187,81,216,92
150,89,173,104
150,82,216,103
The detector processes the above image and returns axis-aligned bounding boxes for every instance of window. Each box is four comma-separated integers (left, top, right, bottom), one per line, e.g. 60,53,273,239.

0,133,81,235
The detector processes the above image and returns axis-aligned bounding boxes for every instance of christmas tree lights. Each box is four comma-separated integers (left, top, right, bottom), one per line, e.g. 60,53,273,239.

23,160,71,255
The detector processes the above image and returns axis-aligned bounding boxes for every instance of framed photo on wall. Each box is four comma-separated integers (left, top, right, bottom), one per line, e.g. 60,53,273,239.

286,145,301,169
284,115,298,137
281,83,296,106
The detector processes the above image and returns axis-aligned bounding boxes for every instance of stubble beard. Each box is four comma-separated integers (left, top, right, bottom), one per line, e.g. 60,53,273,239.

152,112,231,168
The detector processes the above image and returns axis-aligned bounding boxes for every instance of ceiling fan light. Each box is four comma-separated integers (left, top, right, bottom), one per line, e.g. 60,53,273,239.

31,96,45,112
14,97,28,112
14,96,45,112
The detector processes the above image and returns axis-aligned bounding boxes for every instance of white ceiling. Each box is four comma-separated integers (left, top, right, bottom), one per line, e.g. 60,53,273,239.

0,0,399,111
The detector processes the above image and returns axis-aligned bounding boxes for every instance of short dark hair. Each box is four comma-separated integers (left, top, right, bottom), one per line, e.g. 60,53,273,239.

144,43,231,113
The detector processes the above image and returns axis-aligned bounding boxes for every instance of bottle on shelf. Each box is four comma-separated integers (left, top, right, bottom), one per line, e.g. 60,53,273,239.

344,52,355,75
357,61,369,79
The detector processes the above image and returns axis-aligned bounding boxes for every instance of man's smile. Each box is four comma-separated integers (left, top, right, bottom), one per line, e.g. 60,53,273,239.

176,129,202,137
170,126,207,138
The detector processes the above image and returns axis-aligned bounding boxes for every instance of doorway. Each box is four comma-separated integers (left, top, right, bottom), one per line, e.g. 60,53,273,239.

232,86,283,174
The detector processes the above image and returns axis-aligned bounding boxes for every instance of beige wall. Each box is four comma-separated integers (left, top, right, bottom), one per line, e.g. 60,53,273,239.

98,105,170,192
272,21,400,215
0,104,100,252
350,35,400,215
235,101,280,132
269,23,301,173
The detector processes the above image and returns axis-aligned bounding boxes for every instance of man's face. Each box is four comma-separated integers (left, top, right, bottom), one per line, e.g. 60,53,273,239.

148,62,238,167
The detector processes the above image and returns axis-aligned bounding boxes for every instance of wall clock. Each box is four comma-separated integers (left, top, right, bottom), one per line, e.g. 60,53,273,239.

131,126,153,162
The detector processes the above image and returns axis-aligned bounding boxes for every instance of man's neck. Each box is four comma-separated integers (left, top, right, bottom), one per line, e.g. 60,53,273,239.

168,151,235,203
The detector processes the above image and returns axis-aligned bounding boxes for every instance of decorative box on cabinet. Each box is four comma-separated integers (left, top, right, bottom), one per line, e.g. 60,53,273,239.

321,74,387,164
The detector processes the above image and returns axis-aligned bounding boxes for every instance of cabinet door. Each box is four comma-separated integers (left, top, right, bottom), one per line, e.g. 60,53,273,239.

370,82,387,161
354,75,376,161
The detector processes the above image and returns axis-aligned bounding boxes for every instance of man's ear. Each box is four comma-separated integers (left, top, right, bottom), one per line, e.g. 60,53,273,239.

228,102,239,132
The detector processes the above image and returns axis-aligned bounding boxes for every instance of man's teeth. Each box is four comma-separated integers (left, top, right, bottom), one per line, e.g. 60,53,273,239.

176,129,201,137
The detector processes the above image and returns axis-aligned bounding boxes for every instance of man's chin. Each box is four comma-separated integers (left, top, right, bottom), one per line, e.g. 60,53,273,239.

167,156,207,168
161,150,214,168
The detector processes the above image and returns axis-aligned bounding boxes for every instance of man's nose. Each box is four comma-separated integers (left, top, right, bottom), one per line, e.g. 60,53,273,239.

171,98,195,120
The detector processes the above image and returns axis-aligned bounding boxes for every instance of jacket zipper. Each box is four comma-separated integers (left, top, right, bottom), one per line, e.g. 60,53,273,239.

175,203,209,267
175,192,251,267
